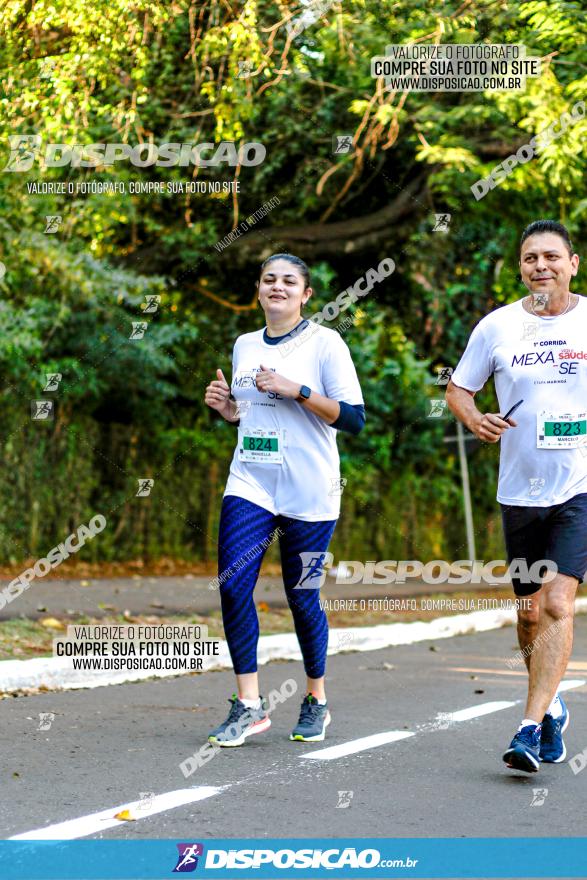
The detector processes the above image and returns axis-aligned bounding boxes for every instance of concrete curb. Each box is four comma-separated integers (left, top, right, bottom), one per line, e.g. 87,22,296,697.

2,600,586,694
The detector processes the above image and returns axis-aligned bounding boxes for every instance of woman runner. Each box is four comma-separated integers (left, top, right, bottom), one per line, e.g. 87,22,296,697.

203,253,365,745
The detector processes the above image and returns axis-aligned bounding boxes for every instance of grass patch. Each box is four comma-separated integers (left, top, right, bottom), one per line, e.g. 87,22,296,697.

2,584,585,664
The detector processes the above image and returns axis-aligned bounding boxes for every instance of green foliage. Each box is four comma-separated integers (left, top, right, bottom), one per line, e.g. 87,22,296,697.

0,0,585,564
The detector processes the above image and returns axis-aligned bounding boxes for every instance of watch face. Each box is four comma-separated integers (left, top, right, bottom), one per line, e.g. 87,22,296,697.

300,385,311,399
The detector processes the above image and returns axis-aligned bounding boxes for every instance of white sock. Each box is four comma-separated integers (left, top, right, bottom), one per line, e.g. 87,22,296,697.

545,694,562,718
519,717,540,730
240,697,261,710
316,698,327,705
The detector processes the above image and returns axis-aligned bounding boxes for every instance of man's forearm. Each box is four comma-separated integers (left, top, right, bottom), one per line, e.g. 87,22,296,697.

445,383,481,433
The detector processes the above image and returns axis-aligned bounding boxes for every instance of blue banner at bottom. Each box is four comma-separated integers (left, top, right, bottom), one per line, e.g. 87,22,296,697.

0,837,584,879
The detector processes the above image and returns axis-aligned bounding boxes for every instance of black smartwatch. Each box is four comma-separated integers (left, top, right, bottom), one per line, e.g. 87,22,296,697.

297,385,311,401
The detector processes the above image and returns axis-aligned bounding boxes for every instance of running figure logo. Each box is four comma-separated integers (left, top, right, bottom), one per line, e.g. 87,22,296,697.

435,367,453,386
329,477,347,496
294,551,334,589
532,293,548,311
136,478,155,497
337,631,354,649
528,477,546,498
433,214,451,233
137,791,155,811
237,60,254,78
336,790,354,808
521,321,540,341
3,134,42,172
173,843,204,872
530,788,548,807
142,295,161,314
43,373,62,392
130,321,149,340
37,712,55,731
31,400,54,420
235,400,252,419
428,399,447,418
44,215,62,233
333,135,353,154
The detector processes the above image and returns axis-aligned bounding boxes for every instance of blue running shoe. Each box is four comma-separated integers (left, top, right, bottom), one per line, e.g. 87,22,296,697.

290,694,331,742
503,723,542,773
208,695,270,747
540,696,569,763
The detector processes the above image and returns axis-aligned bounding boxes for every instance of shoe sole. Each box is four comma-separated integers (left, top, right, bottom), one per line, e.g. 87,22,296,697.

540,707,570,764
208,716,271,748
289,711,331,742
503,744,540,773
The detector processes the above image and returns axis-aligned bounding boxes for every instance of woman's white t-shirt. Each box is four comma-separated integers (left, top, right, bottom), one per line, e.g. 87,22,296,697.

224,322,364,520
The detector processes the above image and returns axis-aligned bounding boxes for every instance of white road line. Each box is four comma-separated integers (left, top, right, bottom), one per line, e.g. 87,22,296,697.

302,680,586,761
557,679,585,693
447,700,518,722
11,681,587,839
9,787,224,841
302,731,414,760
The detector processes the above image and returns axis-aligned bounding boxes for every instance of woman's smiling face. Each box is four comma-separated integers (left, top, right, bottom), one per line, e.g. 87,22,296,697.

257,258,312,319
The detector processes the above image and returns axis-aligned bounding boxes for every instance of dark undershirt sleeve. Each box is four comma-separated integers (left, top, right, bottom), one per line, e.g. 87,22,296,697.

330,402,366,435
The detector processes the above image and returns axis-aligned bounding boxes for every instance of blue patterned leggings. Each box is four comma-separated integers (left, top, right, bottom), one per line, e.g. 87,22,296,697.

217,495,337,677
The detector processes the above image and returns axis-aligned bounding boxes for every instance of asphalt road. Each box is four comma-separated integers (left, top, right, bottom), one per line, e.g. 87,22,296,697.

2,618,587,842
0,574,512,620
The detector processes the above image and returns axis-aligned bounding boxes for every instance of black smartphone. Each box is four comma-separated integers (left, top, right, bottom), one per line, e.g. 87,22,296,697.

501,399,523,421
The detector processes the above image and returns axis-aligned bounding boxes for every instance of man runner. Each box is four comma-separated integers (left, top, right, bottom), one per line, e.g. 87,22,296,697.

446,219,587,773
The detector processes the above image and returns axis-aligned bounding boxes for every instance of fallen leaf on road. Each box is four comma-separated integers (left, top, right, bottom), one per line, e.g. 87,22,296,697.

40,618,65,630
113,810,135,821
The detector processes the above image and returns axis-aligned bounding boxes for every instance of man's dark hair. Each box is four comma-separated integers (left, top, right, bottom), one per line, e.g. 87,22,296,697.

520,220,574,258
259,253,311,288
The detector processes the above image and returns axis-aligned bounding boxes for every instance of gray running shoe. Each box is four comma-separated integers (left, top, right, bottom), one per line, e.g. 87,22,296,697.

208,694,271,747
290,694,331,742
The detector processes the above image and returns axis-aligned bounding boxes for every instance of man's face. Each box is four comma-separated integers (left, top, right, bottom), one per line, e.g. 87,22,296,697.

519,232,579,298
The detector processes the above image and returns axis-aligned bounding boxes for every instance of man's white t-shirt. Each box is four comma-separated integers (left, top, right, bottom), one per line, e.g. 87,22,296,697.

452,296,587,507
224,322,364,521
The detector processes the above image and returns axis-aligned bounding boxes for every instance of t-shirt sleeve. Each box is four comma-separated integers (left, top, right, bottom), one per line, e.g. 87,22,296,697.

229,340,240,423
320,332,364,404
231,340,237,382
451,321,494,392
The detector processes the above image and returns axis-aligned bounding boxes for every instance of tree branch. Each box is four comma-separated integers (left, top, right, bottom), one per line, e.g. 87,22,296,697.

226,171,433,261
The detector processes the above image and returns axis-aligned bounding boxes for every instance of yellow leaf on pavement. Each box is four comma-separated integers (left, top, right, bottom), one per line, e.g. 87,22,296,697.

40,618,65,630
113,810,135,821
